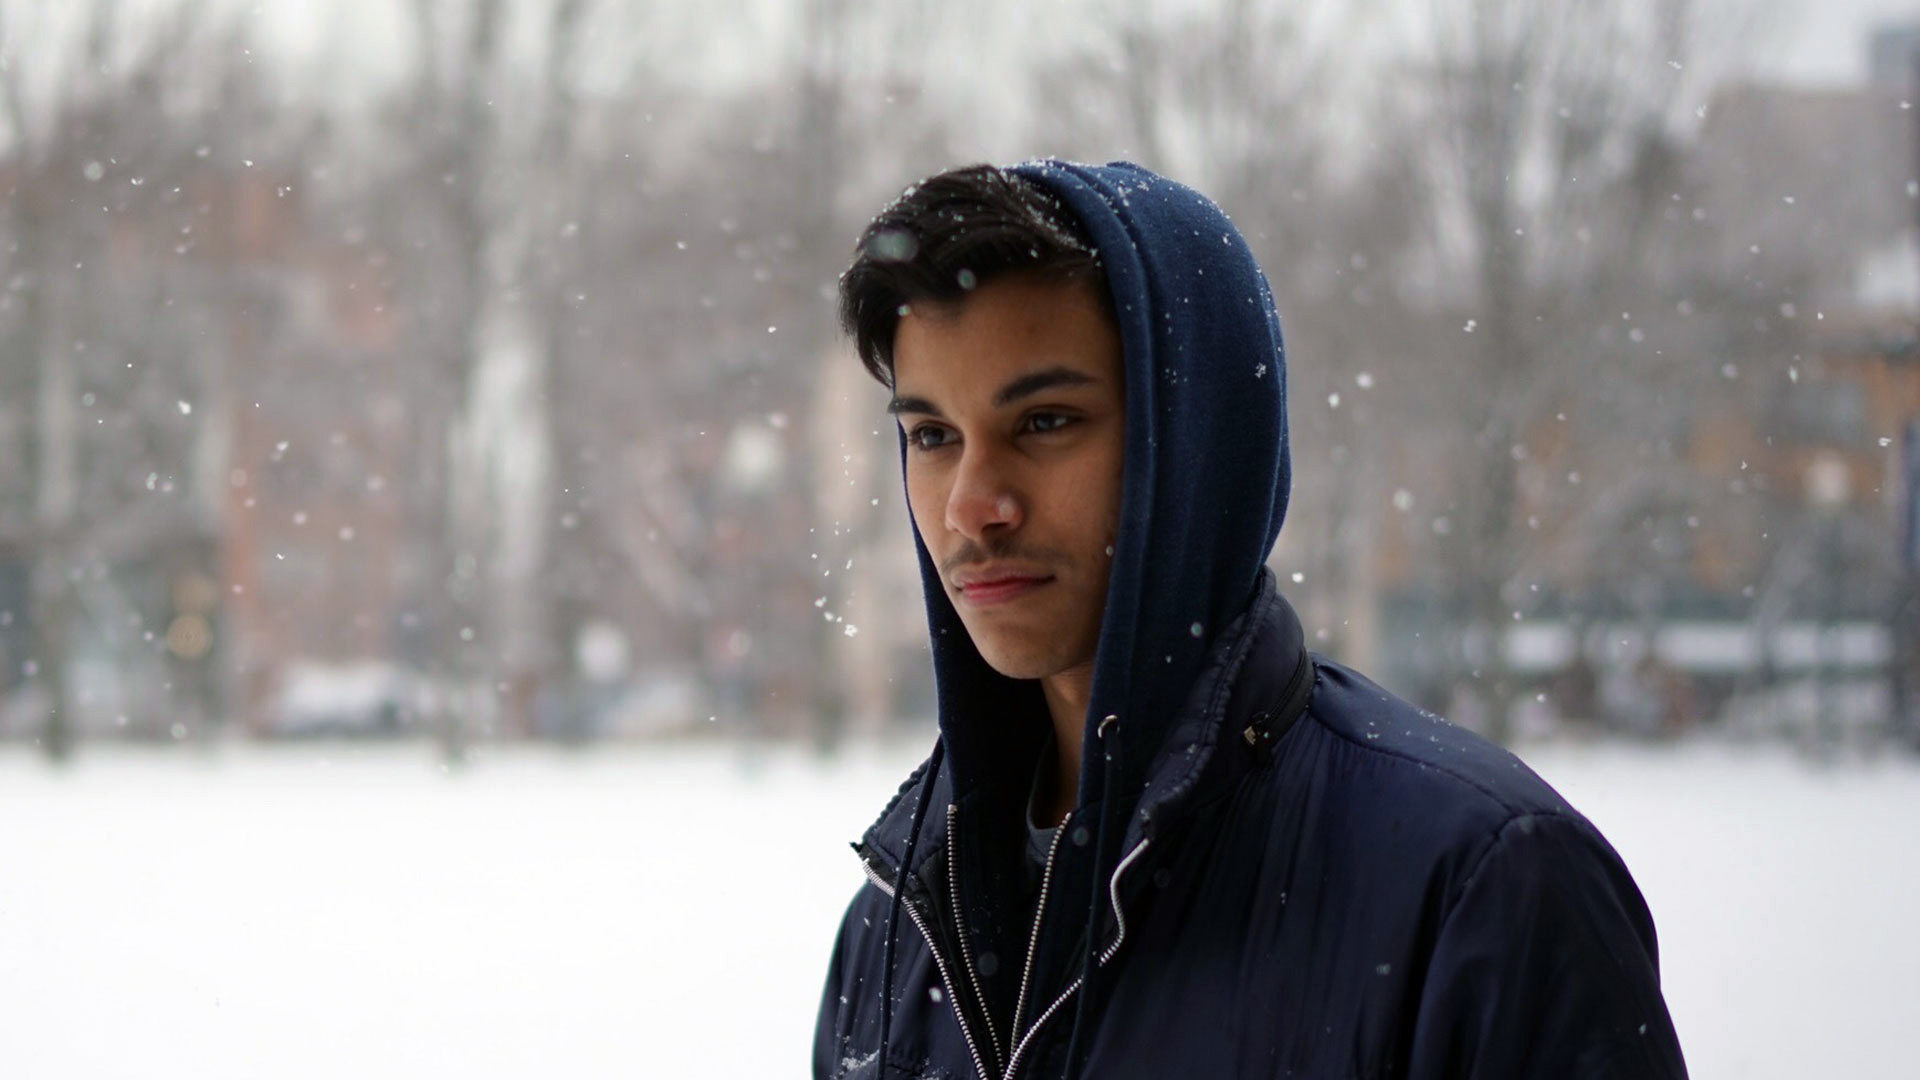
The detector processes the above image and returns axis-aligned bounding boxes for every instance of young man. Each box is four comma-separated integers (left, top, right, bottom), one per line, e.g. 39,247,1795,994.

814,161,1686,1080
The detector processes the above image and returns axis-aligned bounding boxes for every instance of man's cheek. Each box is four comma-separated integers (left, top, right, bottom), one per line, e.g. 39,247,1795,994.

904,486,937,536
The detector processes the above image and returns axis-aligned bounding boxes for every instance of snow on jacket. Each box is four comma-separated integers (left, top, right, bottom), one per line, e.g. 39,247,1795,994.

813,160,1686,1080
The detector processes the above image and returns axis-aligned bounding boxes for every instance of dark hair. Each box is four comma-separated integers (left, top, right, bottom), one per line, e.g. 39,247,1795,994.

838,164,1108,387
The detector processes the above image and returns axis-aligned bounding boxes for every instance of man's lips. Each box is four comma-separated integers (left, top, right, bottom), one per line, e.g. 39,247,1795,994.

953,572,1055,606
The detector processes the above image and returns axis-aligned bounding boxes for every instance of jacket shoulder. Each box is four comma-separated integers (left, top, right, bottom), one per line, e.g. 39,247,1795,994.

1298,656,1582,827
1253,656,1616,906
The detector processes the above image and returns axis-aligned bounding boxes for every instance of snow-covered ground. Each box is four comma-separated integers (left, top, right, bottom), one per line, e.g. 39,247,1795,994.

1,737,1914,1078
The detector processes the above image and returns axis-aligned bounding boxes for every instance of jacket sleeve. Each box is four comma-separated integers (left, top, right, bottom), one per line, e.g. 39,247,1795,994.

1406,813,1688,1079
814,890,859,1080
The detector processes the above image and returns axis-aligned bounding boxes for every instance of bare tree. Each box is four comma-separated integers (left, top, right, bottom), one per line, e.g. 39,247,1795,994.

382,0,512,763
0,0,272,758
1031,0,1422,663
1407,0,1761,739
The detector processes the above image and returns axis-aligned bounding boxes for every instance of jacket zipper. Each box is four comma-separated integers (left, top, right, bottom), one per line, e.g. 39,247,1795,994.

1010,821,1068,1043
999,837,1154,1080
860,846,996,1080
946,805,1004,1066
860,797,1170,1079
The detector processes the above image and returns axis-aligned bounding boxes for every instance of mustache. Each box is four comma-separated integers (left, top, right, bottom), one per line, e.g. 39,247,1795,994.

939,539,1064,578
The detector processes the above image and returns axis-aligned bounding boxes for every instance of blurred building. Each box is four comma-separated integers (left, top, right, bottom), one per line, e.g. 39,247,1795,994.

0,155,417,739
1370,71,1920,734
199,171,414,735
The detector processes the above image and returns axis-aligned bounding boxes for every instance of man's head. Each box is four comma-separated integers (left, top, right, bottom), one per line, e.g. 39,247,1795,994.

840,165,1123,682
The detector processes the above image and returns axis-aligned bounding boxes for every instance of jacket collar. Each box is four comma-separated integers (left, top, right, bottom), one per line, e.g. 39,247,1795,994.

1124,569,1310,850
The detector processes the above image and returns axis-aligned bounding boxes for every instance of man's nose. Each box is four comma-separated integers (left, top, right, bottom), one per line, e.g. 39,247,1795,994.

944,447,1023,540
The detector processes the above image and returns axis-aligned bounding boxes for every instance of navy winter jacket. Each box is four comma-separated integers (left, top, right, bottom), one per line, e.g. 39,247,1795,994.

814,161,1686,1079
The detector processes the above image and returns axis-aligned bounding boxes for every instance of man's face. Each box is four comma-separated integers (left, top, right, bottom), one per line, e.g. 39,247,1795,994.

889,273,1125,681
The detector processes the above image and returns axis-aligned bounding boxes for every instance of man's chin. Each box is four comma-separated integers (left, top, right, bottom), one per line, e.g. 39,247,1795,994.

970,639,1078,682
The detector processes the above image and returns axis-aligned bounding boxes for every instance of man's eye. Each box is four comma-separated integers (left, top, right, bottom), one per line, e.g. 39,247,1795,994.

908,424,954,450
1024,412,1076,434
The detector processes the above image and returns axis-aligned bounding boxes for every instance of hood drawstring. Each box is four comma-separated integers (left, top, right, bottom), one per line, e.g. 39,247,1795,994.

880,738,945,1077
1063,714,1124,1078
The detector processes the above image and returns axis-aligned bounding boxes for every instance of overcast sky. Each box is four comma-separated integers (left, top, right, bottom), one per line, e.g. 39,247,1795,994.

17,0,1916,130
1757,0,1920,84
230,0,1918,95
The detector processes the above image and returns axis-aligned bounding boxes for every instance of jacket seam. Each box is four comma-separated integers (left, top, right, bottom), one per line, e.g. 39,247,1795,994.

1450,809,1589,902
1423,814,1647,1077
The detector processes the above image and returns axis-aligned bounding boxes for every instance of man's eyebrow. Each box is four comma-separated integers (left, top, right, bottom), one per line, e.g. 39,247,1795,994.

886,394,941,417
993,366,1098,407
886,367,1101,417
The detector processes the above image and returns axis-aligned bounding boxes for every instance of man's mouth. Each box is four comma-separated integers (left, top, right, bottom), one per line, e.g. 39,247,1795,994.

954,572,1055,606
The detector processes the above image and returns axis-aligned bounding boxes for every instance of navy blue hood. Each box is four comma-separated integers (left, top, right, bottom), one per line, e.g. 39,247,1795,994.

910,159,1292,812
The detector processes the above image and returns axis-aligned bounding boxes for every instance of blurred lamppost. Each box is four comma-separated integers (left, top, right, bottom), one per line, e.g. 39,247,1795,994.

1892,41,1920,754
1899,420,1920,752
1804,451,1851,755
166,571,218,745
717,422,786,734
572,619,630,741
1900,41,1920,752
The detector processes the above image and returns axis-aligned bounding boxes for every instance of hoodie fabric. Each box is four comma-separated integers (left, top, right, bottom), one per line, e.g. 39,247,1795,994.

813,161,1686,1080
